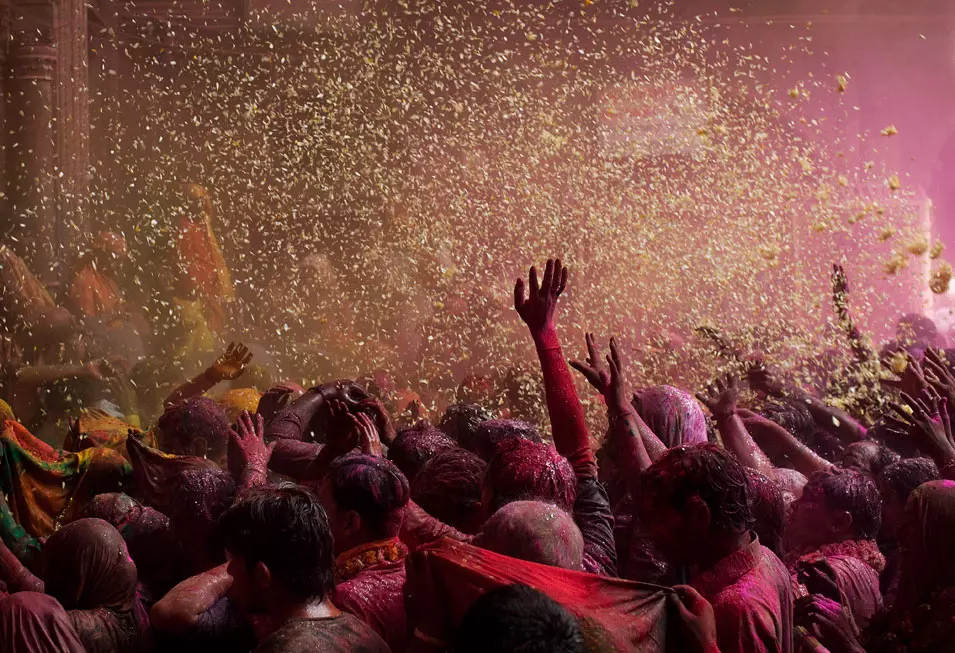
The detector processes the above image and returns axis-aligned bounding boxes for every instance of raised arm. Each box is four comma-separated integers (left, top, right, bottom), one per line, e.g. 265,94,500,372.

697,374,776,480
749,361,867,444
571,332,667,462
228,411,275,496
738,412,833,479
164,342,252,409
884,388,955,480
513,258,594,475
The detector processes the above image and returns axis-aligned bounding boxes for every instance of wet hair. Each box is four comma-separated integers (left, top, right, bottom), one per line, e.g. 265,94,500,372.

411,448,487,533
169,467,237,527
455,584,584,653
327,453,410,539
157,397,231,462
876,458,940,504
760,399,815,442
744,469,786,556
472,419,542,461
484,439,576,513
387,422,457,482
478,501,583,570
803,468,882,541
840,440,901,478
438,403,493,449
218,485,335,602
639,444,753,535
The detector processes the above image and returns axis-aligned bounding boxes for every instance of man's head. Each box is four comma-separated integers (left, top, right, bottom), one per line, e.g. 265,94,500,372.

471,419,542,461
483,438,575,515
787,468,882,553
438,403,493,450
156,397,231,465
455,584,584,653
218,485,335,617
840,440,900,478
411,448,487,534
475,501,583,571
637,444,753,565
876,457,939,540
316,453,410,554
387,422,457,482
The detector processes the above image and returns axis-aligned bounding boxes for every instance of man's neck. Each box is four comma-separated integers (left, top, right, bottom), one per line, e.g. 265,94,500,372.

694,531,752,574
258,597,341,641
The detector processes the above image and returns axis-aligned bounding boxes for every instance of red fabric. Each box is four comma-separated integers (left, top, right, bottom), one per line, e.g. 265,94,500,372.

533,327,596,473
335,559,408,653
405,538,672,652
0,592,85,653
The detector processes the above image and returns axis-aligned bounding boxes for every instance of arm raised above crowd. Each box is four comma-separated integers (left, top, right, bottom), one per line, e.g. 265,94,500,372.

514,258,594,475
697,374,776,481
164,342,252,409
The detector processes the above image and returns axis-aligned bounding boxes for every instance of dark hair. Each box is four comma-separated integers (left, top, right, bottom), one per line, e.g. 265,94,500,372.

840,440,901,477
438,403,493,449
877,458,940,503
804,468,882,540
744,469,785,556
387,422,457,482
484,439,575,513
455,584,584,653
472,419,542,461
639,444,753,535
760,399,815,442
157,397,231,461
411,448,487,533
218,485,335,602
327,453,410,539
169,467,237,526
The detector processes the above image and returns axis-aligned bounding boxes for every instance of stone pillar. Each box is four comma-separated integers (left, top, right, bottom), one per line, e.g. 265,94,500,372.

53,0,88,256
5,27,57,282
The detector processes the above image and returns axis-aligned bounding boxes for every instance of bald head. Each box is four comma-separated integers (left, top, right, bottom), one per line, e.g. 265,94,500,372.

476,501,583,571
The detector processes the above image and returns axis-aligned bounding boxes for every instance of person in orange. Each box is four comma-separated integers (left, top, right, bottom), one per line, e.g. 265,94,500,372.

69,232,129,323
174,183,234,334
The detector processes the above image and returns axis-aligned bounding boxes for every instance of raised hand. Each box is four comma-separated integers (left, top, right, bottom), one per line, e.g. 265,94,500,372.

209,342,253,383
570,332,609,394
228,410,275,488
922,349,955,413
697,375,741,420
746,359,785,398
885,388,955,462
831,264,849,302
514,258,568,334
880,351,928,397
324,399,360,457
604,337,631,414
352,412,384,457
357,396,397,446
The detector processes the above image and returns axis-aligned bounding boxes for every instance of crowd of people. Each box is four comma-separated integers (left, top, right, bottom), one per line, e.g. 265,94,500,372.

0,248,952,653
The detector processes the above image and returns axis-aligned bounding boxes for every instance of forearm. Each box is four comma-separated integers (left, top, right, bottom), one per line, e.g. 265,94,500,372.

14,365,90,387
164,369,219,409
268,439,325,481
744,417,833,478
532,326,594,473
0,542,43,593
716,414,776,480
804,396,867,444
265,391,326,443
151,563,232,634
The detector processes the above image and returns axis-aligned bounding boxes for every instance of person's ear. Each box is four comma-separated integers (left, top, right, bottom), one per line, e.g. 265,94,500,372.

251,560,272,593
192,437,209,459
343,510,362,538
831,509,854,537
686,495,712,533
